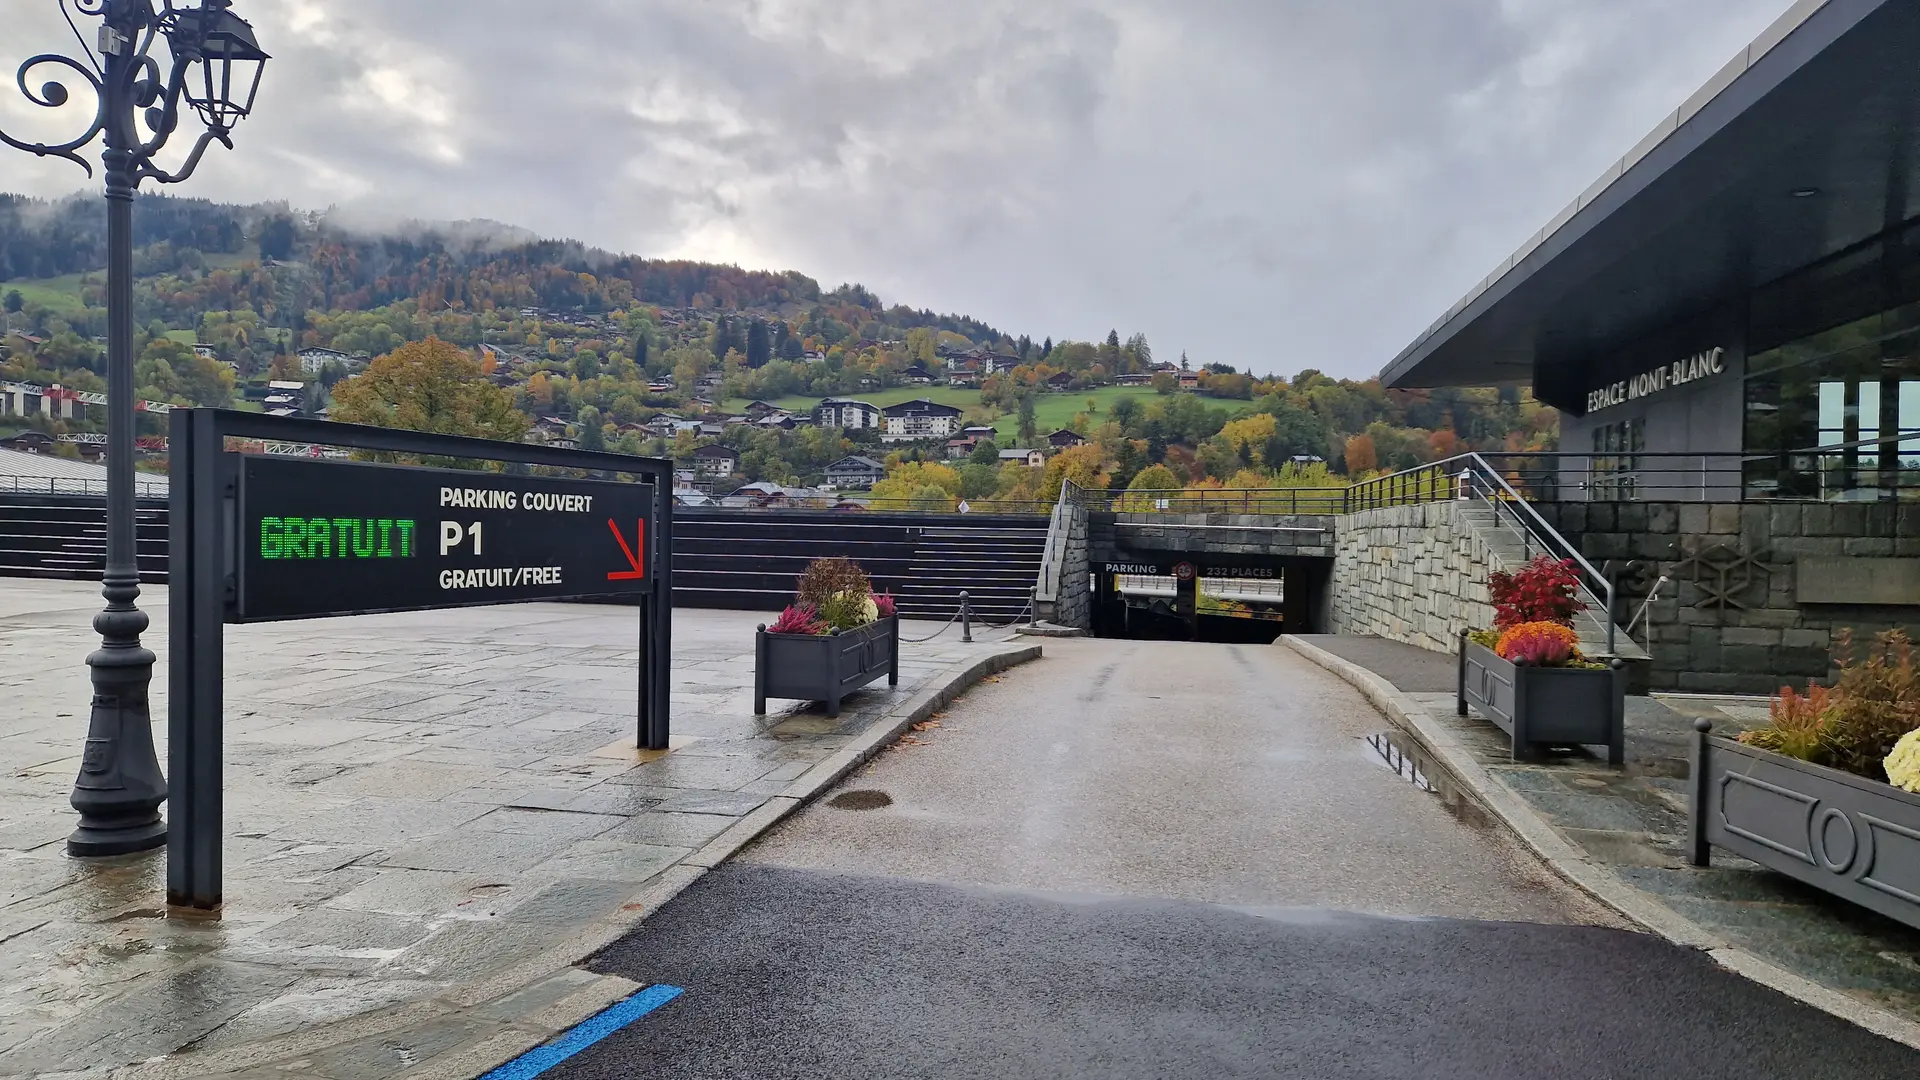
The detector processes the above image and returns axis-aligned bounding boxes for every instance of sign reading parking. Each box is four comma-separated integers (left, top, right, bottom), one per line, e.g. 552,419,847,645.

235,456,654,622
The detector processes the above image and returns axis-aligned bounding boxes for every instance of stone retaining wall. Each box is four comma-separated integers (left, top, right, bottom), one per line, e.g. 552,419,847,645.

1331,502,1496,654
1054,503,1092,629
1536,501,1920,694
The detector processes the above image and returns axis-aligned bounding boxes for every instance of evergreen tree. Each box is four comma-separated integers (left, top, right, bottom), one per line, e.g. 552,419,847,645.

709,317,734,359
1017,394,1038,444
3,289,22,313
632,331,649,371
1041,336,1052,359
576,405,606,451
745,319,772,368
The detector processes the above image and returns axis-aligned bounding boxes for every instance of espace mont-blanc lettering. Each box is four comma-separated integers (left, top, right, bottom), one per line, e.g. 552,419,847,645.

1586,347,1726,414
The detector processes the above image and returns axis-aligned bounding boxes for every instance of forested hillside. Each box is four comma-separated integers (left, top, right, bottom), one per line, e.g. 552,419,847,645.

0,190,1558,491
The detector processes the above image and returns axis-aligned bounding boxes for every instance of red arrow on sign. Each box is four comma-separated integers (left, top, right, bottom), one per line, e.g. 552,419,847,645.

606,519,646,581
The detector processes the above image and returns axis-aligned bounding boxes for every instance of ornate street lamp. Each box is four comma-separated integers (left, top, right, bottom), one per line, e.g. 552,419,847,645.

0,1,267,856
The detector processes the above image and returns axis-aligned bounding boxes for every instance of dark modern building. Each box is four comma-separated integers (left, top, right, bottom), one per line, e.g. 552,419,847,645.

1383,0,1920,505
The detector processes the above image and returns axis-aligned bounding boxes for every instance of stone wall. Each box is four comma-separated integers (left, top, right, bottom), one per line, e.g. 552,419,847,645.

1331,502,1496,653
1106,513,1338,559
1054,503,1091,630
1535,501,1920,694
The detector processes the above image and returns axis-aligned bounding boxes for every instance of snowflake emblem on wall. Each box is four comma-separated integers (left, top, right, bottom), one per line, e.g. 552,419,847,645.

1672,543,1783,610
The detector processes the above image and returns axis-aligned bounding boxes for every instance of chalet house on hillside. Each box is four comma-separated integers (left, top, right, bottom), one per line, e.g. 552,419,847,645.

999,448,1046,468
744,400,785,418
881,399,964,443
1114,372,1152,386
1047,429,1087,449
692,444,741,480
1045,371,1074,390
824,455,887,489
901,364,936,385
815,398,882,430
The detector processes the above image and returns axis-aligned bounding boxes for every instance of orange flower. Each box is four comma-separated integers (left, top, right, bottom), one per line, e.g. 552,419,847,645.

1495,621,1579,666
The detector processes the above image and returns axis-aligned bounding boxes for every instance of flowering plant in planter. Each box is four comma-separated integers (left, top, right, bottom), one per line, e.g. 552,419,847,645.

1738,629,1920,786
1466,555,1599,667
1489,554,1585,629
768,557,889,636
756,557,899,718
1692,628,1920,933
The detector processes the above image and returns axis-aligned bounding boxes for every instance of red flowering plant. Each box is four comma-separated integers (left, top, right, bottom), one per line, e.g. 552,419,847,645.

1470,555,1594,667
768,604,828,636
1488,555,1584,629
873,593,897,618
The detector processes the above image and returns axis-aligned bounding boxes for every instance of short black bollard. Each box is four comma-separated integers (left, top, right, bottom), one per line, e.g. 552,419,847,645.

960,591,973,643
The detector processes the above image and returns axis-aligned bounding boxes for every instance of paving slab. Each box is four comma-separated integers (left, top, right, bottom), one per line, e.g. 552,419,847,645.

0,579,1037,1078
1287,632,1920,1049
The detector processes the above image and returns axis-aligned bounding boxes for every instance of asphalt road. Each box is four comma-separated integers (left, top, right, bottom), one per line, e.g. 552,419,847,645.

539,639,1919,1079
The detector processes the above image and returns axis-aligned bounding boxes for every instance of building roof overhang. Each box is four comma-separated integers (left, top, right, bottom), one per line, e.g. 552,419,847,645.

1381,0,1918,395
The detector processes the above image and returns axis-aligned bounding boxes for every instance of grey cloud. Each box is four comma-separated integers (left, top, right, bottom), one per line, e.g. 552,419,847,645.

3,0,1788,377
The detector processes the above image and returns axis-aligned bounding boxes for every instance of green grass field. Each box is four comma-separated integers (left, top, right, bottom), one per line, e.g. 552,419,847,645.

721,383,1164,445
996,385,1162,444
2,274,90,317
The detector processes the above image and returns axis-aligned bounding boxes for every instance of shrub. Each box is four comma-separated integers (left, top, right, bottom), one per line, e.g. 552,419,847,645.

1738,684,1832,763
796,557,872,611
1494,621,1579,666
1736,630,1920,783
768,604,827,636
1820,629,1920,782
873,593,896,618
1488,555,1584,630
817,589,880,632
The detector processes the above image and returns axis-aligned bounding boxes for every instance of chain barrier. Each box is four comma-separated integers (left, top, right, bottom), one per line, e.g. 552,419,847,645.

897,592,1034,642
898,606,963,643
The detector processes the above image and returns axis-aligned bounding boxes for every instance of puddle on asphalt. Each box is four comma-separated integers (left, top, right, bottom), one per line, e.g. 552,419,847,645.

1364,731,1495,832
1366,732,1433,792
828,789,893,811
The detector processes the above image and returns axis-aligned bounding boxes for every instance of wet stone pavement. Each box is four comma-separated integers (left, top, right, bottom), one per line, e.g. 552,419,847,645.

1297,634,1920,1031
0,579,1030,1078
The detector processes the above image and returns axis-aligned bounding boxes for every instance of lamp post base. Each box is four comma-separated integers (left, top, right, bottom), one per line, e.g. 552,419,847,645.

67,635,167,858
69,815,167,857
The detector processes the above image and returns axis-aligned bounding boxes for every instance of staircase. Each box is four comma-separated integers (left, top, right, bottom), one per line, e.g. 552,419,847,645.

668,508,1045,623
893,523,1048,623
1454,501,1649,665
0,493,169,582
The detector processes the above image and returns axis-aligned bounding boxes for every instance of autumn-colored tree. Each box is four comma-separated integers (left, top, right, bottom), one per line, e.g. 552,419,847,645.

1218,414,1278,461
331,337,529,464
526,370,553,410
1041,443,1110,500
1428,427,1462,459
870,460,962,504
1343,433,1378,475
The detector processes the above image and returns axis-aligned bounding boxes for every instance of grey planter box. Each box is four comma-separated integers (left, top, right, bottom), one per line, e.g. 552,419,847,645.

1457,635,1625,765
754,616,898,718
1689,724,1920,931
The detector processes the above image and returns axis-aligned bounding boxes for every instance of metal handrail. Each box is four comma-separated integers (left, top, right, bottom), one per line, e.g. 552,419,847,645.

1351,453,1618,654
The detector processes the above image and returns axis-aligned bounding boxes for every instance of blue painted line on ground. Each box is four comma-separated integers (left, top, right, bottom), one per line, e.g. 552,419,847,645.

477,983,686,1080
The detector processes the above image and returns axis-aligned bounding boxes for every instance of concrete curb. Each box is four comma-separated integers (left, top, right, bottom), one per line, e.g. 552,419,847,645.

131,644,1045,1080
1281,634,1920,1053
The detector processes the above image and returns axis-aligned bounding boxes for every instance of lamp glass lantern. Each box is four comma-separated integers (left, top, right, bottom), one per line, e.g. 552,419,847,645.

173,9,269,132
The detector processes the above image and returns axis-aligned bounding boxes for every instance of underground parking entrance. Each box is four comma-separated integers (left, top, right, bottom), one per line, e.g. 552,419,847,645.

1090,552,1333,643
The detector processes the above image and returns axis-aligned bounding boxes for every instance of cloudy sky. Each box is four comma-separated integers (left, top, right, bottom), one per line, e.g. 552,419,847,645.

4,0,1791,378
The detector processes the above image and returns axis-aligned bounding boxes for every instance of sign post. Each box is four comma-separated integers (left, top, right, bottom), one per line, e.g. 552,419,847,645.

166,410,671,912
